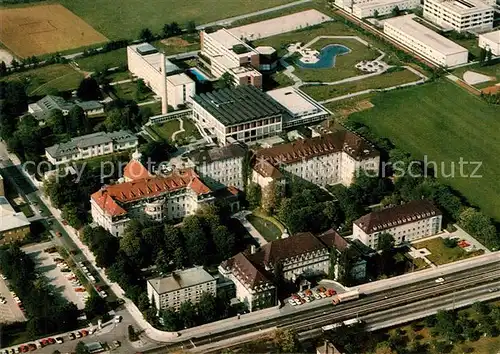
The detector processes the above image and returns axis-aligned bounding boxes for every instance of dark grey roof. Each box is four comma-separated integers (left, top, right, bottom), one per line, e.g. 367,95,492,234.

187,144,246,164
137,43,158,55
75,100,103,111
193,86,286,126
36,95,73,111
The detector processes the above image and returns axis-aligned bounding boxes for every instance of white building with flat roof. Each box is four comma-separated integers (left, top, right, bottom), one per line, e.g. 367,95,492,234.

383,15,469,67
423,0,494,32
200,29,262,88
352,0,420,18
266,87,331,128
166,73,195,109
479,29,500,56
147,267,216,311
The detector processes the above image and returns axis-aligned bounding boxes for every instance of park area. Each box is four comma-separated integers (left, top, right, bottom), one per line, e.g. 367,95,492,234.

57,0,297,39
300,67,422,101
0,4,107,58
246,214,282,242
348,80,500,221
413,237,484,265
147,119,202,144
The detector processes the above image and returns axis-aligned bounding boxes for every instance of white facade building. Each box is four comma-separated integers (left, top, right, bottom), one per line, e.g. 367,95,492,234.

200,29,262,88
479,29,500,56
186,144,247,190
423,0,494,32
266,87,331,128
253,130,380,188
147,267,216,311
352,200,443,249
192,85,285,145
353,0,420,18
90,169,213,237
45,131,138,166
383,15,469,67
127,43,183,114
166,73,196,109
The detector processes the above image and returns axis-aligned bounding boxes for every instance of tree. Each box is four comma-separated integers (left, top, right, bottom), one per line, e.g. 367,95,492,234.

212,225,235,261
182,216,209,265
391,5,401,16
479,47,487,63
67,105,87,136
48,109,66,135
0,61,7,76
163,22,182,38
135,79,149,101
161,307,182,331
85,294,108,318
273,329,300,353
377,232,395,252
472,301,491,316
261,180,280,215
435,310,460,342
246,183,261,209
137,292,151,311
61,203,84,229
458,208,498,249
197,292,218,324
76,77,101,101
486,48,493,64
128,325,139,341
373,10,380,18
186,20,197,34
120,220,144,265
75,342,89,354
140,140,173,163
214,72,235,90
139,28,154,42
179,300,198,328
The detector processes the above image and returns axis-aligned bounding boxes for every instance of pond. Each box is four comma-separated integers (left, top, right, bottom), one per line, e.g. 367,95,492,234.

295,44,351,69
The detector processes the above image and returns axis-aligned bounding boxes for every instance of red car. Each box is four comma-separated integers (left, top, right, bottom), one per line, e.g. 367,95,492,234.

40,339,48,346
28,343,37,351
48,337,56,344
81,330,88,337
20,345,29,353
62,220,68,225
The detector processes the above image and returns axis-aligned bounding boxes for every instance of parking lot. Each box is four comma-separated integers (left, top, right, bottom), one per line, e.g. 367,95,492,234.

24,242,88,310
284,281,348,310
0,274,26,324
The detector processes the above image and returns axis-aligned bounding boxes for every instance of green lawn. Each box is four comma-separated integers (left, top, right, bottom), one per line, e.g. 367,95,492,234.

112,81,154,102
18,204,34,218
106,70,131,83
57,0,297,39
140,101,163,116
413,237,484,265
75,48,127,72
300,68,421,100
150,120,180,141
348,80,500,221
451,62,500,87
270,71,295,88
247,214,282,242
1,64,84,96
153,34,201,56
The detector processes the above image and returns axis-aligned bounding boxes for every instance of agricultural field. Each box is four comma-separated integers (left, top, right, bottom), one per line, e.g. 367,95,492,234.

0,4,107,57
301,68,421,101
348,80,500,221
57,0,297,40
2,64,84,96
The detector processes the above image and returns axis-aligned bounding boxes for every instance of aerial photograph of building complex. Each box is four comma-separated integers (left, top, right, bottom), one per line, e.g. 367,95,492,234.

0,0,499,353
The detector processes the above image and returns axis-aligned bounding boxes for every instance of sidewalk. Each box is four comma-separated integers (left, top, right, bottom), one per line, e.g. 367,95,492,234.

232,211,268,246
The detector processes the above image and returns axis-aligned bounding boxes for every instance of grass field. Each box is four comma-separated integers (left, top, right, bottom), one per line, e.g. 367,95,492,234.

247,214,282,242
293,38,380,83
452,62,500,87
413,237,484,265
112,81,154,102
57,0,296,40
348,80,500,221
300,68,422,101
2,64,84,96
75,48,127,72
0,4,107,57
154,35,200,56
150,120,180,141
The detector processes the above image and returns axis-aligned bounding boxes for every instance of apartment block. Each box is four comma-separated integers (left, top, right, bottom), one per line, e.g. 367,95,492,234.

45,130,138,166
353,0,420,18
186,143,247,190
192,85,285,145
90,169,213,237
147,267,216,311
352,200,443,249
479,29,500,56
200,29,262,88
383,15,469,67
423,0,494,32
253,130,380,188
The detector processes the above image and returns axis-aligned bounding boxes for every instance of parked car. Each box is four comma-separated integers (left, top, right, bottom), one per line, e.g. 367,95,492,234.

435,277,445,284
27,344,36,351
68,333,76,340
112,341,121,348
115,315,122,323
47,338,55,344
80,330,88,337
75,331,82,339
55,337,63,344
99,290,108,298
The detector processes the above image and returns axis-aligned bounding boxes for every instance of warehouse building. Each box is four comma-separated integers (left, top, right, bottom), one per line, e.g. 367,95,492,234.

191,85,286,145
383,15,469,67
423,0,494,32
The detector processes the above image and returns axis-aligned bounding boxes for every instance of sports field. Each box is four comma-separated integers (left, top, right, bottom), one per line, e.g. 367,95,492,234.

58,0,296,39
348,81,500,221
0,4,107,57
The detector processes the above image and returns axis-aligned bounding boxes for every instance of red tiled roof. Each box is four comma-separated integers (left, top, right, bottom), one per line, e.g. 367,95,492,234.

123,160,152,181
253,158,284,179
318,229,349,251
354,200,442,234
91,169,211,216
221,253,272,289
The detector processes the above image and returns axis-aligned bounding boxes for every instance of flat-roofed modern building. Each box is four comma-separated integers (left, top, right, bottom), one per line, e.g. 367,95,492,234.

479,29,500,56
147,267,216,311
423,0,494,32
383,15,469,67
192,86,286,145
266,87,331,128
127,43,184,114
352,0,420,18
200,29,262,88
353,200,443,249
45,131,138,166
166,73,196,109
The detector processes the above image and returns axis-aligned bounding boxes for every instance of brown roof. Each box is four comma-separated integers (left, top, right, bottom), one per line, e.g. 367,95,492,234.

91,169,211,216
221,253,272,289
254,130,378,167
123,159,152,181
318,229,349,251
253,158,284,179
354,200,442,234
